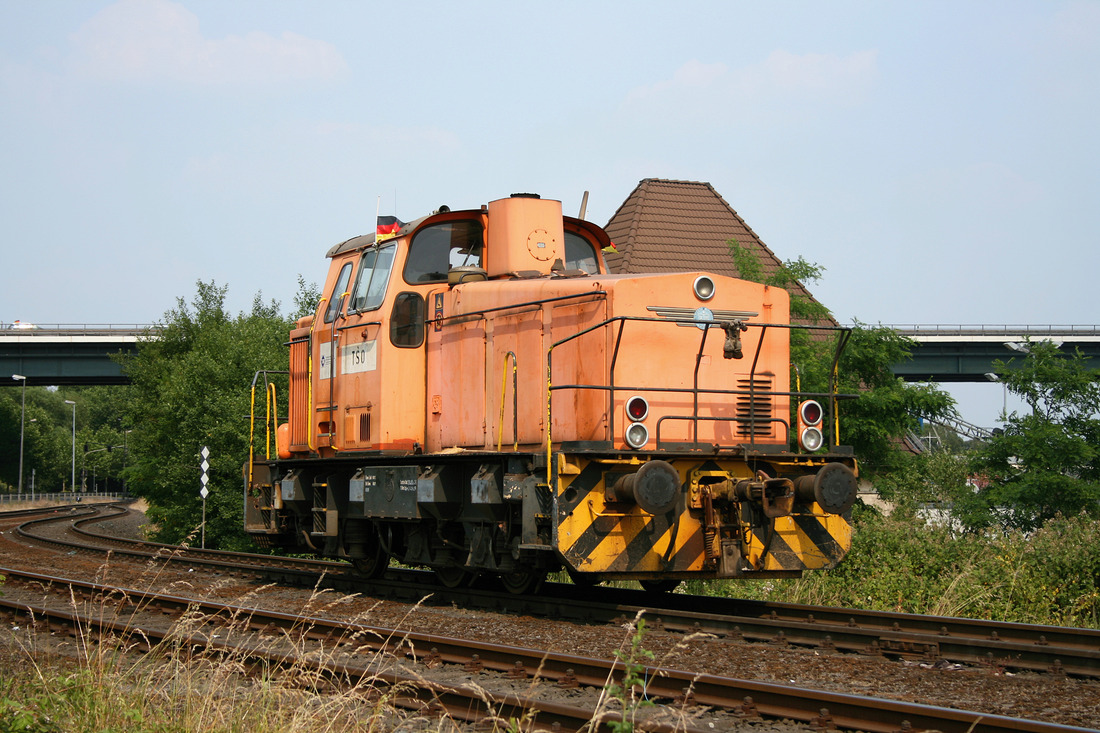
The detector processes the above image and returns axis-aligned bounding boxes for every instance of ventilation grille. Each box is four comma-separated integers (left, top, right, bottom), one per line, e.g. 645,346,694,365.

289,337,310,448
736,377,774,436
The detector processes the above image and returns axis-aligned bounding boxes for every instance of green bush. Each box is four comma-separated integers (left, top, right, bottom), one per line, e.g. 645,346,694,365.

1012,513,1100,626
687,508,1100,628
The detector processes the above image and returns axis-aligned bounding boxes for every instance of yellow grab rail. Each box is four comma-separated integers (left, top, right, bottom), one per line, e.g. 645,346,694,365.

497,351,518,452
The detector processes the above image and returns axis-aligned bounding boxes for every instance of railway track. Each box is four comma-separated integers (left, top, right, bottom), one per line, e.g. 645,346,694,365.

0,563,1093,733
3,502,1100,729
15,502,1099,680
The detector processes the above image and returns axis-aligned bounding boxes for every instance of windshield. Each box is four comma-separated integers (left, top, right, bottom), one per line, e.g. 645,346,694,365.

349,245,397,312
404,220,484,283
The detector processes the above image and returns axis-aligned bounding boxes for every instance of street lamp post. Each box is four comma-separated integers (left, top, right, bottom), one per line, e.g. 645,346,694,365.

28,419,36,500
64,400,76,491
83,445,117,494
12,375,26,494
122,429,132,495
985,373,1008,419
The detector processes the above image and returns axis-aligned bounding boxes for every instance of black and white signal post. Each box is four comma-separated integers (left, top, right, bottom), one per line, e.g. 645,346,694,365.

200,446,209,549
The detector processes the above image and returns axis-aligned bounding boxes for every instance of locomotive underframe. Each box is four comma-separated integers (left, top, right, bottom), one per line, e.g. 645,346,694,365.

244,445,856,590
245,452,556,587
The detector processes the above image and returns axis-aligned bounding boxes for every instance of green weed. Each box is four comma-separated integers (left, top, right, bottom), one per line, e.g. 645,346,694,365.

684,508,1100,628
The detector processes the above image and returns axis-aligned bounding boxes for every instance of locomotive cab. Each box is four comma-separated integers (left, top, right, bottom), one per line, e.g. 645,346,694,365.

246,193,857,594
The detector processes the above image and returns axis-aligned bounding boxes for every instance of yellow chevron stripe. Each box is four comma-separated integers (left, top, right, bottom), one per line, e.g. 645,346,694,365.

558,455,853,577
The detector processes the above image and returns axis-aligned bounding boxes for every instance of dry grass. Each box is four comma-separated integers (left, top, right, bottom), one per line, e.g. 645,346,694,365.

0,575,703,733
0,555,485,733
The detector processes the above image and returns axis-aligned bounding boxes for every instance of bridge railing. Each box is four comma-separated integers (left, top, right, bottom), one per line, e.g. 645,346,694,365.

887,324,1100,337
0,323,155,337
0,492,128,503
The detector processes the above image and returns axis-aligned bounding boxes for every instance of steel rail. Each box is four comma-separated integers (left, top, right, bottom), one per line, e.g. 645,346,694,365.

563,585,1100,678
0,503,93,522
0,566,1091,733
0,580,616,732
14,503,354,578
15,503,1100,679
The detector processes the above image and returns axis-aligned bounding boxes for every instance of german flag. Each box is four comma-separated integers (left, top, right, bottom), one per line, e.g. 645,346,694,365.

376,215,405,241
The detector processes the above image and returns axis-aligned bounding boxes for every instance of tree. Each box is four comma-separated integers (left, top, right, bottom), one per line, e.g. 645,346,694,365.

968,341,1100,531
0,389,26,491
0,386,92,493
0,277,319,501
293,275,322,321
832,323,955,473
120,281,297,550
727,240,954,474
728,239,831,325
871,450,973,521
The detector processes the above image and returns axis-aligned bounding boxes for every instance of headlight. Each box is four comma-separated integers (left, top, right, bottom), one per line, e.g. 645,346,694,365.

625,422,649,449
693,275,715,301
800,426,824,452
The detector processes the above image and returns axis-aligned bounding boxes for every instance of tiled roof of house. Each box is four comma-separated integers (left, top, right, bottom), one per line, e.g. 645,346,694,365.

603,178,833,325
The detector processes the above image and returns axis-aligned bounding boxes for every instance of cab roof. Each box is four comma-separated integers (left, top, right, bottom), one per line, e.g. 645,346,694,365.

323,206,613,263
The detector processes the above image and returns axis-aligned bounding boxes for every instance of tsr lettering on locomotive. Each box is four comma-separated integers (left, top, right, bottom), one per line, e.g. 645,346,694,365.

244,193,859,594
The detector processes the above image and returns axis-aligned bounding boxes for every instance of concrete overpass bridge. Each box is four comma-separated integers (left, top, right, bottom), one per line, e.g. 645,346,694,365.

0,324,146,386
1,323,1097,387
888,325,1100,382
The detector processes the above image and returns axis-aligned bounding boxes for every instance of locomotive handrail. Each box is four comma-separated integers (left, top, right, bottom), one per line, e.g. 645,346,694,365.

829,329,852,443
336,319,382,333
325,294,347,442
548,316,855,458
426,290,608,326
497,351,519,452
267,383,278,458
745,323,767,441
247,369,289,489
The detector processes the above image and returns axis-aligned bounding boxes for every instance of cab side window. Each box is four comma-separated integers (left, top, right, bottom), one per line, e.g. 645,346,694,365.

390,292,426,347
564,231,599,274
404,220,484,283
324,262,353,323
349,245,396,313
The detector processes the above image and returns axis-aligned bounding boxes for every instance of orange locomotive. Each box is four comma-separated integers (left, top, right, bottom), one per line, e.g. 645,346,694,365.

245,193,858,593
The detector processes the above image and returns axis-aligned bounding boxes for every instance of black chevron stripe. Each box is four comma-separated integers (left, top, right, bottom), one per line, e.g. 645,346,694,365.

557,459,605,516
618,511,673,570
793,512,846,562
758,519,800,570
558,459,615,561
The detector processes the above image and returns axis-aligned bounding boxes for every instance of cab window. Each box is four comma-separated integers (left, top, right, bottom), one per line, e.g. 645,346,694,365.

324,262,353,323
348,245,396,313
564,231,599,274
404,220,484,283
390,292,426,348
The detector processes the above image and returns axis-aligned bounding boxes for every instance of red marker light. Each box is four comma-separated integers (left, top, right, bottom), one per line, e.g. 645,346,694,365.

626,396,649,422
799,400,822,426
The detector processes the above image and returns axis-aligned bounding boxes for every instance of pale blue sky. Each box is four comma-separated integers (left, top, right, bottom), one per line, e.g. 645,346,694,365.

2,0,1097,425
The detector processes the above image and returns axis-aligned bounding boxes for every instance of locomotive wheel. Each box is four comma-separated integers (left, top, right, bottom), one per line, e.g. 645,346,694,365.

567,569,599,588
499,569,546,595
347,527,389,579
639,579,681,593
434,566,472,589
351,547,389,579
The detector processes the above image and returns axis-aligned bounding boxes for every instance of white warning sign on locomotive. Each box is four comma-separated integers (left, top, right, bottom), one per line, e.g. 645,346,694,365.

319,340,377,379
